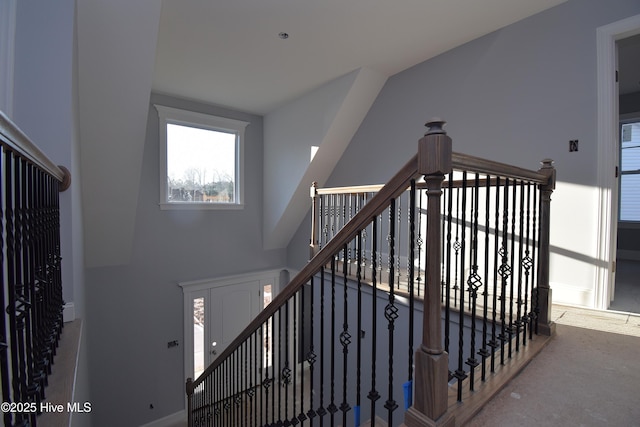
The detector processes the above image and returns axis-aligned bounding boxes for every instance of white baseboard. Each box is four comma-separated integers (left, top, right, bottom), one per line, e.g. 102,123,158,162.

551,282,594,308
63,302,75,323
139,409,186,427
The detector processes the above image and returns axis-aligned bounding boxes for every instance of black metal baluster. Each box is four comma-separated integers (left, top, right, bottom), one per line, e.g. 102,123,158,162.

271,314,277,427
297,288,307,426
33,168,47,390
454,172,468,402
478,175,492,381
216,364,221,427
532,188,540,336
515,182,526,352
251,333,257,427
340,244,351,426
0,149,12,427
367,217,380,421
328,258,337,425
522,183,533,345
26,163,46,404
360,194,368,282
18,159,38,418
453,187,461,306
224,357,230,426
5,151,27,427
416,188,424,298
317,267,326,422
384,198,398,424
507,181,517,359
441,182,447,303
263,316,271,426
489,177,501,373
445,177,454,359
498,178,511,366
466,173,482,391
397,195,402,291
356,231,363,426
350,194,355,277
243,341,248,426
406,180,416,411
307,282,317,423
260,319,266,427
233,350,238,427
292,295,298,426
278,305,284,426
15,157,37,426
283,302,291,426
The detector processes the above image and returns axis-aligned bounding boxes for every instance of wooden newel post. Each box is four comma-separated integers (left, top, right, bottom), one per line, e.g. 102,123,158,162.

405,119,455,427
535,159,556,336
186,377,194,427
310,182,319,259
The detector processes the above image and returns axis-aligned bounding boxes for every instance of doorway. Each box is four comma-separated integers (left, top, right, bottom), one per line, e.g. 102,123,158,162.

596,14,640,311
180,270,281,381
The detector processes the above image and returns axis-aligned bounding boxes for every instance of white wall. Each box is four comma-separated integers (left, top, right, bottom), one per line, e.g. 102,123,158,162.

84,93,287,426
288,0,640,308
263,67,387,250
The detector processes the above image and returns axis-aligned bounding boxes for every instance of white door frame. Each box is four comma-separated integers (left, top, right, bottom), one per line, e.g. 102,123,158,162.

178,268,283,403
595,14,640,310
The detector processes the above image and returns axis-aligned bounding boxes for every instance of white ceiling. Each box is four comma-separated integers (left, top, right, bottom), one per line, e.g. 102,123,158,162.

153,0,567,115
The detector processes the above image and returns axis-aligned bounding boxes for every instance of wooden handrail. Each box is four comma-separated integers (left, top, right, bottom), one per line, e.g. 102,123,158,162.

0,110,71,191
451,151,547,184
190,154,421,389
311,152,548,204
316,183,385,195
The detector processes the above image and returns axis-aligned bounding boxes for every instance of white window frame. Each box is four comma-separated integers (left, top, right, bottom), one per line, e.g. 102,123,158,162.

619,113,640,223
155,104,249,210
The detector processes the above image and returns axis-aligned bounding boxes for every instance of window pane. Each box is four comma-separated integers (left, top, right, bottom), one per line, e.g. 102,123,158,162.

167,123,236,203
193,297,205,378
620,174,640,221
620,122,640,221
621,123,640,173
262,284,272,368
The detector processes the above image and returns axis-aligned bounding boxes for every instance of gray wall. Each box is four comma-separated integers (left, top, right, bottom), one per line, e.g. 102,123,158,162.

11,1,91,426
288,0,640,307
84,93,287,426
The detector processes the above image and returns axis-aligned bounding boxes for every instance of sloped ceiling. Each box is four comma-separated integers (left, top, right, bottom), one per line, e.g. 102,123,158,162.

77,0,567,267
153,0,567,115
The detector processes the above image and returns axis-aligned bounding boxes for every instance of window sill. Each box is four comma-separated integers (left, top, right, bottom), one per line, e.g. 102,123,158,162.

159,202,244,211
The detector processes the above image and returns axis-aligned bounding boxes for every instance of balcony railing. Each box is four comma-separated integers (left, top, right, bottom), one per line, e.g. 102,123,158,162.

186,119,555,426
0,111,70,427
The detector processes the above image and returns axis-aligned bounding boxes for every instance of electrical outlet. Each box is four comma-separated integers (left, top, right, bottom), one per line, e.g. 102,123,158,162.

569,140,579,152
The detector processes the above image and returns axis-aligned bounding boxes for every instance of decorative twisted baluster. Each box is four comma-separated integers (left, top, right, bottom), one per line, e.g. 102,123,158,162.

466,173,482,392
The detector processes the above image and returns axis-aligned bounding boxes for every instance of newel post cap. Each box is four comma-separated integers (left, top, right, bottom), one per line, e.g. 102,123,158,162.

419,118,452,176
538,158,556,191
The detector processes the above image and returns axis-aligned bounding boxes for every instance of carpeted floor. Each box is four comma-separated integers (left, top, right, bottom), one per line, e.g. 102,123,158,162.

469,305,640,426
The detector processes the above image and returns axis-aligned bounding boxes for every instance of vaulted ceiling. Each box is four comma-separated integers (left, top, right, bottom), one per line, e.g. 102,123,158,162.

77,0,567,267
153,0,567,115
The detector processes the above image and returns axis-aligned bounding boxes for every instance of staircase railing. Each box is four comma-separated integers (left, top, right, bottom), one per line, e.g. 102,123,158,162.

0,111,71,427
186,119,555,427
